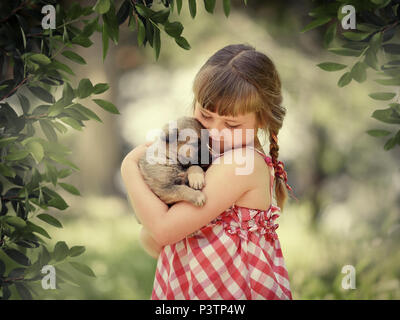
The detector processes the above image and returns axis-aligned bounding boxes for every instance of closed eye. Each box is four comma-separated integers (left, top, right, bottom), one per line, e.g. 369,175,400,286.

200,111,240,128
225,123,240,129
200,112,211,120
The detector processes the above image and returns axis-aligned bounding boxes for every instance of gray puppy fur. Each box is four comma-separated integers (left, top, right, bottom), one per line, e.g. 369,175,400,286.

138,117,211,212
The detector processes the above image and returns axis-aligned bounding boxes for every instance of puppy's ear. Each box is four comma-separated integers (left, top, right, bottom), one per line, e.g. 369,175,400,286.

161,127,178,143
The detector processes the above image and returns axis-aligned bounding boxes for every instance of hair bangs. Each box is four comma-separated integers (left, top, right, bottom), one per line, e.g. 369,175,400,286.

193,65,263,117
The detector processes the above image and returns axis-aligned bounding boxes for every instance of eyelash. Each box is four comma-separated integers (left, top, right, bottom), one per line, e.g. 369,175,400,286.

200,113,240,129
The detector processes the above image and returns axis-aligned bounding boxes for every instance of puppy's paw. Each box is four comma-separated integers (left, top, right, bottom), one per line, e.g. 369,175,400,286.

188,172,205,190
192,191,206,207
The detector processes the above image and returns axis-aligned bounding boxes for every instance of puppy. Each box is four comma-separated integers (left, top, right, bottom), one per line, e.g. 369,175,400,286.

138,117,211,209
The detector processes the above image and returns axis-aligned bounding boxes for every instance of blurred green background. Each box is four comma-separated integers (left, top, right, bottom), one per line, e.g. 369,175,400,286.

30,0,400,299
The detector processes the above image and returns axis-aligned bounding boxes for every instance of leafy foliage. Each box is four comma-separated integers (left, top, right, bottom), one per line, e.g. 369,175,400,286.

302,0,400,151
0,0,247,300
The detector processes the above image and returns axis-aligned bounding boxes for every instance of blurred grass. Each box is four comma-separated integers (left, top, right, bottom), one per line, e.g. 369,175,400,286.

32,195,157,300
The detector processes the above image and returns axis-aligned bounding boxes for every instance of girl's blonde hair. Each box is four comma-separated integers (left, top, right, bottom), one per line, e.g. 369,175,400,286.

191,43,288,211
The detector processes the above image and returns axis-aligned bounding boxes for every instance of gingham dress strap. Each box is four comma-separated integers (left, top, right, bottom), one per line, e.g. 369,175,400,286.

246,146,274,205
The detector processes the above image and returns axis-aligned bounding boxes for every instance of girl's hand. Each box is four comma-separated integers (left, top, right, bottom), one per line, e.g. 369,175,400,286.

125,140,155,164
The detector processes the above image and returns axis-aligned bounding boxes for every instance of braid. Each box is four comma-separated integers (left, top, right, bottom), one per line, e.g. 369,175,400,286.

269,129,279,167
268,128,288,211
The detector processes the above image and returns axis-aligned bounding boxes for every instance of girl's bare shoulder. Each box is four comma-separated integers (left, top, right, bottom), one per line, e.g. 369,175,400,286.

210,147,269,182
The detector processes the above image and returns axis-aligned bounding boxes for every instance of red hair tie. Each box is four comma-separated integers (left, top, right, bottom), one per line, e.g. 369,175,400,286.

273,160,299,201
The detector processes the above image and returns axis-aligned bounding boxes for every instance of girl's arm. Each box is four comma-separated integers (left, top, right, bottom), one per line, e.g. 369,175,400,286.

139,226,163,259
120,144,255,246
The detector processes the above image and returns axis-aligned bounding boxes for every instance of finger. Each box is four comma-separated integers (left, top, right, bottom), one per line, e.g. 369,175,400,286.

145,140,154,147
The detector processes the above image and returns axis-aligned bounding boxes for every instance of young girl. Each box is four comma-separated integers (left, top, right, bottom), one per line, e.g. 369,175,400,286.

121,44,294,300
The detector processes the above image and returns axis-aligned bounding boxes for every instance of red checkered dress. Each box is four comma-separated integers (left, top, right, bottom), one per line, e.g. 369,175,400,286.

151,148,292,300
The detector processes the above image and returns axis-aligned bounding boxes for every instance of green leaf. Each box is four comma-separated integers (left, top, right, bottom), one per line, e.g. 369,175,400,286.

3,248,31,266
145,18,154,47
82,16,99,37
103,2,119,45
92,99,120,114
5,149,30,161
47,194,69,211
20,25,26,49
71,35,93,48
176,0,183,14
55,267,80,287
223,0,231,17
54,241,69,261
0,137,18,147
175,36,191,50
59,117,84,131
135,4,154,18
30,53,51,65
69,262,96,277
94,0,111,14
368,92,396,101
328,47,362,57
26,221,52,239
154,27,161,60
375,77,400,86
17,94,30,114
338,72,352,87
390,103,400,115
37,213,63,228
369,32,383,53
39,120,58,142
151,9,170,24
189,0,196,18
62,51,86,65
164,21,183,38
384,137,397,150
58,182,81,196
52,121,68,134
342,31,371,41
62,82,74,104
77,78,94,99
317,62,347,71
28,86,55,103
128,15,136,32
27,140,44,164
51,59,75,76
372,108,400,124
364,48,378,70
5,216,27,228
323,23,337,48
15,283,33,300
70,104,102,123
93,83,109,94
137,18,146,45
48,153,79,170
204,0,216,13
366,129,391,137
383,44,400,55
45,162,58,186
0,260,5,277
301,16,331,33
0,163,16,178
48,99,69,117
69,246,86,257
357,23,379,33
102,22,109,61
350,61,367,83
